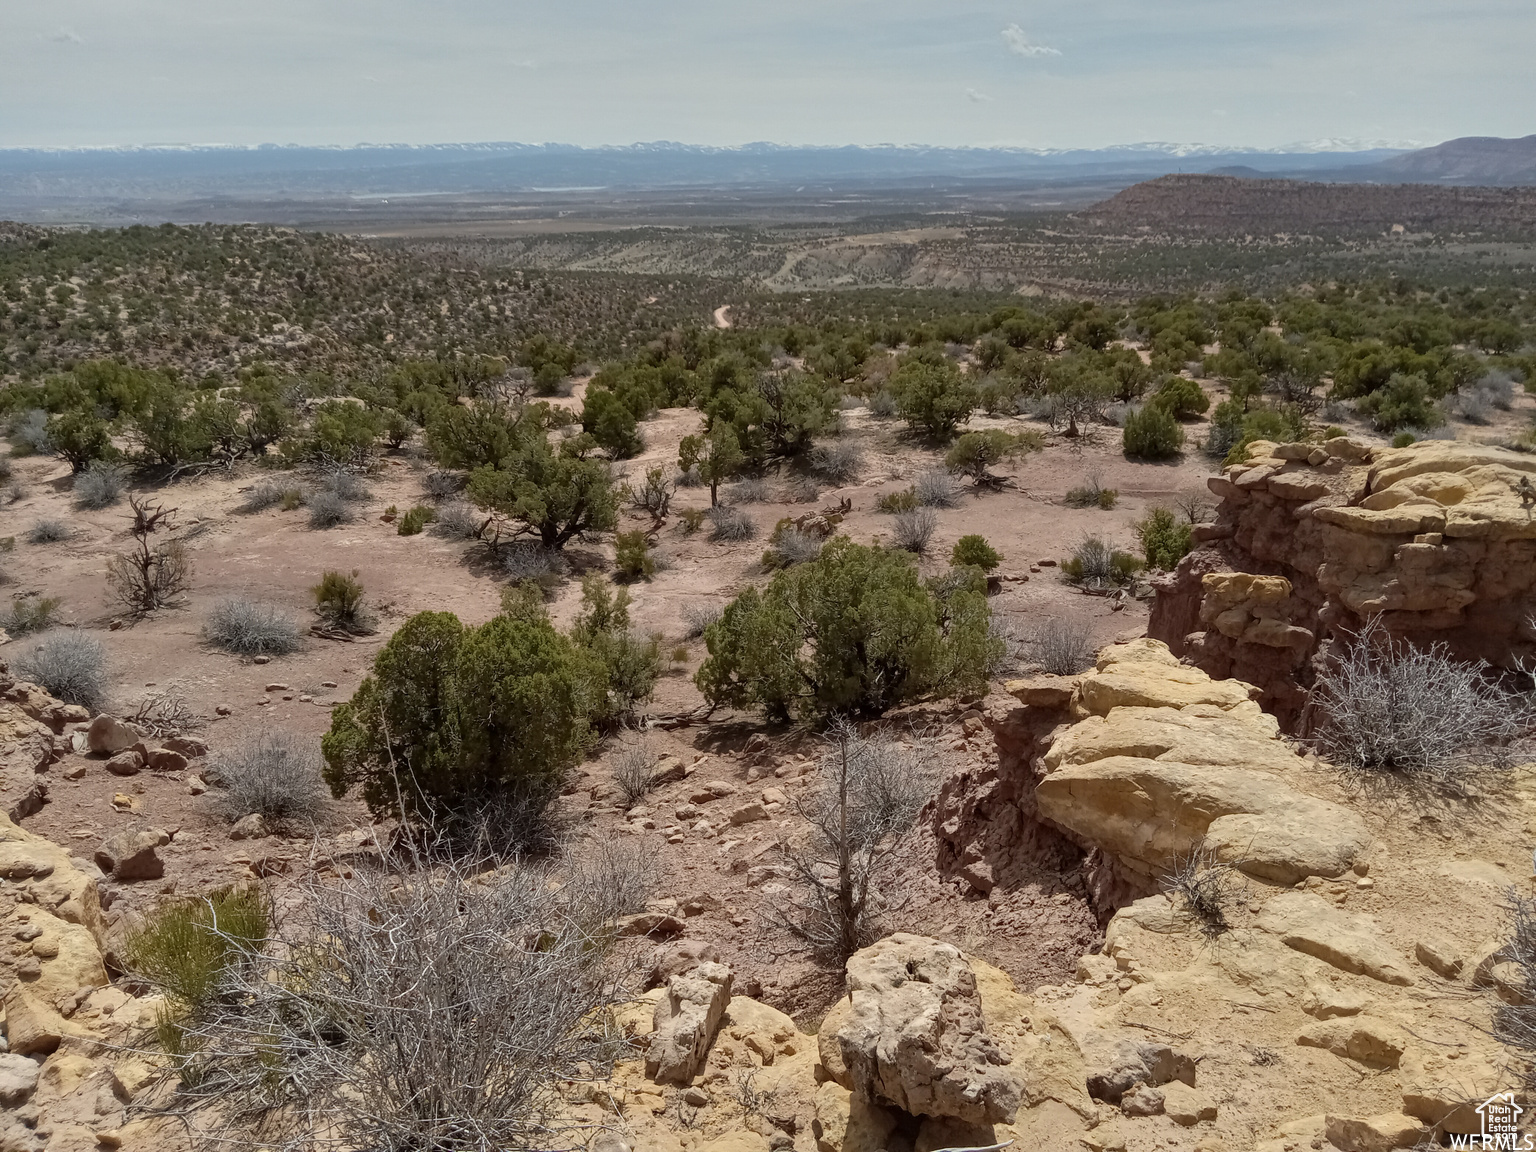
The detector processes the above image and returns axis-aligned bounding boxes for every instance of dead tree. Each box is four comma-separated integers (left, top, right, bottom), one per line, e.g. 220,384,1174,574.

107,496,190,612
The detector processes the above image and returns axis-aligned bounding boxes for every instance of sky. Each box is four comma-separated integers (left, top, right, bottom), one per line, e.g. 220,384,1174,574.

3,0,1533,151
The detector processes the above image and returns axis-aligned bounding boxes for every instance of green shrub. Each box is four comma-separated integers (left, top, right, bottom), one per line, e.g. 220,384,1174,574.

876,488,919,513
678,507,707,534
312,569,365,627
380,408,415,450
1356,372,1443,433
890,360,978,440
279,487,305,511
1122,404,1185,459
295,400,384,467
944,429,1044,486
126,887,270,1015
678,423,746,507
322,609,601,823
1392,431,1418,448
397,504,437,536
466,436,617,549
1219,405,1312,466
1151,376,1210,419
951,535,1001,572
49,410,119,473
581,385,644,458
1061,538,1142,589
614,530,655,581
695,538,999,721
570,578,663,727
1064,475,1118,509
1136,508,1194,571
4,594,62,635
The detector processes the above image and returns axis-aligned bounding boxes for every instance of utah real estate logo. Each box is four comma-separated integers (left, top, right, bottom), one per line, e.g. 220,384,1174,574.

1448,1092,1532,1150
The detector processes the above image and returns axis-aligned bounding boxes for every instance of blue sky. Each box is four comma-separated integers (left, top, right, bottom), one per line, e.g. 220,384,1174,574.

3,0,1531,149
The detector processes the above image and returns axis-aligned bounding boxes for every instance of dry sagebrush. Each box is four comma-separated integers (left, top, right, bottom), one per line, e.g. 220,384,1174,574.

138,838,654,1152
1313,616,1532,792
771,723,939,962
211,729,326,825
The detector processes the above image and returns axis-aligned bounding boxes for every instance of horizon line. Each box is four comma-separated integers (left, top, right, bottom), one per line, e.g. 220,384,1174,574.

0,137,1431,155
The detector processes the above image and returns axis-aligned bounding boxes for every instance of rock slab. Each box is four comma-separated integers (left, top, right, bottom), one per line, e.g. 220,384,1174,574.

646,960,733,1085
835,933,1022,1124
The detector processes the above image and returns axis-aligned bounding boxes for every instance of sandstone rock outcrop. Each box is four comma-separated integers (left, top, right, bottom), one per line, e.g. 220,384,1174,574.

1150,438,1536,726
833,934,1022,1125
1035,640,1367,886
647,960,734,1085
0,662,78,819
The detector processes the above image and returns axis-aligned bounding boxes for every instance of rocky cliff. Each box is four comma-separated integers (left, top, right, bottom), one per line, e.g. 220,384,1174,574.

5,648,1529,1152
1150,438,1536,727
566,644,1531,1151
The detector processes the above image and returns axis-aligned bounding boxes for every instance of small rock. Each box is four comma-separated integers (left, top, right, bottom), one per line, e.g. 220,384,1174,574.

60,762,87,781
1414,936,1464,980
729,803,769,825
161,735,208,757
684,1085,711,1107
110,1058,157,1101
215,705,232,716
681,893,724,917
1121,1084,1165,1117
614,911,685,938
1295,1017,1406,1068
110,793,136,812
675,803,703,821
1162,1081,1217,1126
253,655,270,665
1323,1112,1423,1152
86,715,138,754
650,939,721,985
651,756,688,786
146,748,188,772
760,786,787,806
187,776,207,796
591,1134,631,1152
690,781,738,803
264,683,289,693
230,813,270,841
320,681,337,689
95,828,171,881
1,988,64,1055
0,1052,41,1106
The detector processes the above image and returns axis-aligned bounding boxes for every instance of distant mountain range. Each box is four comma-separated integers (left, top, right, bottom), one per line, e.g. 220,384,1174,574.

0,140,1409,203
1363,135,1536,185
1,136,1532,225
1084,173,1536,236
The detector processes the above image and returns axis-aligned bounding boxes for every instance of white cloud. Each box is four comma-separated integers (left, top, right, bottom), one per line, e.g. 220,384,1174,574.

966,87,993,103
1000,23,1060,58
48,26,84,44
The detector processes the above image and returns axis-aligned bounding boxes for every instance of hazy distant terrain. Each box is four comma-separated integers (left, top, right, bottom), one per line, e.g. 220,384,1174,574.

0,140,1409,228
